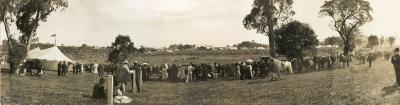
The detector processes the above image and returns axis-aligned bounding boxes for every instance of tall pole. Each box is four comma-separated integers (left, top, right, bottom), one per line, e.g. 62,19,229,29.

107,75,113,105
54,35,57,46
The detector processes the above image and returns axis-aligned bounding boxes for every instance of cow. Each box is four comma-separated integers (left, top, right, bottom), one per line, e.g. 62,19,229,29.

24,59,43,77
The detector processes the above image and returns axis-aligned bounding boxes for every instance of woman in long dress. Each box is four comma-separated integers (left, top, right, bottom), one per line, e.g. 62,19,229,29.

186,65,194,83
179,66,186,80
161,64,168,80
93,63,99,74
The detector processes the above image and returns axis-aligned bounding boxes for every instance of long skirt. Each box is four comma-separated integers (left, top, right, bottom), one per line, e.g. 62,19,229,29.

161,68,168,80
186,72,192,83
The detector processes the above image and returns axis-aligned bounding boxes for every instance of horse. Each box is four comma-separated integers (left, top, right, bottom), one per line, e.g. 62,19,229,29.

264,57,294,81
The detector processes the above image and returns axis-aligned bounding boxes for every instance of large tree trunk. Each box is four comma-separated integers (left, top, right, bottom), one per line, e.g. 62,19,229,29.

25,11,41,54
268,33,276,58
343,40,351,67
266,0,276,58
26,25,36,52
2,14,18,73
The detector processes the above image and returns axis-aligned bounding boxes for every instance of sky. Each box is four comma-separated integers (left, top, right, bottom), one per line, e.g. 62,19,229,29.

0,0,399,48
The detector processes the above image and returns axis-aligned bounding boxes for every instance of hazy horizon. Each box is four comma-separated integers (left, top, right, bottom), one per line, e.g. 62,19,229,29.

0,0,399,48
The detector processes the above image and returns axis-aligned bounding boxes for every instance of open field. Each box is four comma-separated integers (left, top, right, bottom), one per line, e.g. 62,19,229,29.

2,58,400,105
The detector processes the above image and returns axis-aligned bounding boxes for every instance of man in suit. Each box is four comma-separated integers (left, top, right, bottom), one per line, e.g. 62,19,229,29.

114,60,134,92
62,61,68,76
391,48,400,86
367,53,374,68
133,61,142,92
57,62,62,76
98,64,104,77
142,63,151,81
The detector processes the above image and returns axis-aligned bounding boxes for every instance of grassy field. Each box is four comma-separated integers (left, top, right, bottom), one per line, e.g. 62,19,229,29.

2,58,400,105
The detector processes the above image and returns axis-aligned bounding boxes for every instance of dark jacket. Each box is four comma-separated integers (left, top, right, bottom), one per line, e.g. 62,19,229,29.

114,66,131,83
391,53,400,68
92,83,105,99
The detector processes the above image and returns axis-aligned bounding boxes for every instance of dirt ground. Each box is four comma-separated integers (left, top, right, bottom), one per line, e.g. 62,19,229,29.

1,59,400,105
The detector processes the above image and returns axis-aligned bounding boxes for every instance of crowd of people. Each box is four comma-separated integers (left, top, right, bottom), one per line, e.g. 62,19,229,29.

11,47,396,104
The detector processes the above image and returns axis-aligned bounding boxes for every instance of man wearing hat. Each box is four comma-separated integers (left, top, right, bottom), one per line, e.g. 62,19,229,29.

133,61,142,92
115,60,134,92
142,63,151,81
391,48,400,86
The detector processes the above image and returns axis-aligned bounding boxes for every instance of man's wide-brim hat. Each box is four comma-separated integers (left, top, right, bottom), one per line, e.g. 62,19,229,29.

394,48,400,52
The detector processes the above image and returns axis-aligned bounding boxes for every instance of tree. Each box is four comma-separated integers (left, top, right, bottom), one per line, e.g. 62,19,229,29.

388,36,396,47
320,0,373,55
15,0,68,53
183,44,196,50
236,41,266,49
324,36,343,46
380,36,385,45
6,38,27,73
243,0,295,57
352,29,366,46
81,43,88,48
168,44,196,51
275,20,319,60
1,0,27,73
108,35,136,64
367,35,379,49
138,46,145,53
1,0,21,46
197,46,209,50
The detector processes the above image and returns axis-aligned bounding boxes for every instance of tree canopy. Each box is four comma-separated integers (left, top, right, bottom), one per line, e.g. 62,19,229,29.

235,40,266,49
168,44,196,51
1,0,66,73
16,0,68,52
320,0,373,55
108,35,136,64
388,36,396,47
324,36,343,46
275,20,319,59
243,0,295,57
367,35,379,49
380,36,385,45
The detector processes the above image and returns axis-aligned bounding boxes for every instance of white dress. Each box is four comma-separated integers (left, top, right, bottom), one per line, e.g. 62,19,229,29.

161,65,168,80
114,89,132,104
93,63,98,74
179,68,186,80
186,66,194,83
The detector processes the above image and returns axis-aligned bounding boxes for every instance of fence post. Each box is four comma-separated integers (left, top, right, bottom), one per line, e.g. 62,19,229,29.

131,72,136,92
138,70,142,92
107,75,113,105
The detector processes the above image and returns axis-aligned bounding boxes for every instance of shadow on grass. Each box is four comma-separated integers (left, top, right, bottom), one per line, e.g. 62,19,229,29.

381,85,400,97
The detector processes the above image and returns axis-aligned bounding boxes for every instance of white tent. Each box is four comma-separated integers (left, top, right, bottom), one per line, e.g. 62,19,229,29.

27,46,75,62
27,47,42,59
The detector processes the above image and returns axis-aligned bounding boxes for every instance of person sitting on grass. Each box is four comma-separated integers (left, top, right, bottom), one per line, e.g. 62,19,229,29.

113,82,132,104
92,78,106,99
